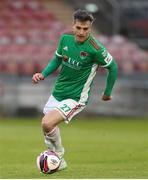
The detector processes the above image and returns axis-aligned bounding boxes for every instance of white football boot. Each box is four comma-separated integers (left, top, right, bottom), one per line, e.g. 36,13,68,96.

55,147,67,171
58,158,67,171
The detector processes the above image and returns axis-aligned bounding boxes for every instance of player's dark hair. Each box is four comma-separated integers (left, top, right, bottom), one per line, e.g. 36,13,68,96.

73,9,94,23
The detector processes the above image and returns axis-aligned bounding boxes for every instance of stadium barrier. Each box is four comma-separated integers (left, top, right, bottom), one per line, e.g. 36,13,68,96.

0,75,148,117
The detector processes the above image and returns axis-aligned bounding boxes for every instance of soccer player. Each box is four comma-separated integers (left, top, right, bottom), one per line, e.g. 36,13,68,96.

32,9,118,171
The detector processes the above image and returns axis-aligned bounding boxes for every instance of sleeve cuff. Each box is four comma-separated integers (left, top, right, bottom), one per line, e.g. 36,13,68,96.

55,51,62,57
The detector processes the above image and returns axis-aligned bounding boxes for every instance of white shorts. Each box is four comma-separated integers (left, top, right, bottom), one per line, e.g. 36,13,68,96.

43,95,86,123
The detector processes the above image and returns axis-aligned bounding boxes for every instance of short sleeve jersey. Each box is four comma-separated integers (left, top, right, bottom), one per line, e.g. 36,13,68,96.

52,32,113,104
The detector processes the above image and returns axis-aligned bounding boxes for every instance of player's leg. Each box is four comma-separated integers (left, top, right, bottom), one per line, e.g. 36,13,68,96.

43,95,62,152
42,95,86,171
42,109,65,157
42,109,67,170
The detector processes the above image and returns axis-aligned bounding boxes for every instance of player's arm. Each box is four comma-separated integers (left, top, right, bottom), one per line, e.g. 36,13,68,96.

32,35,64,84
102,59,118,101
32,55,62,84
95,47,118,101
41,55,62,78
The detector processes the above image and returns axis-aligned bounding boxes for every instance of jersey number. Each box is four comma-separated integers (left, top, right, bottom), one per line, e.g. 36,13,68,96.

60,104,71,112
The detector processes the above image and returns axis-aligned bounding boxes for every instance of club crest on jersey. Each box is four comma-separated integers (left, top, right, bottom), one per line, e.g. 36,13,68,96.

63,55,69,61
80,51,88,60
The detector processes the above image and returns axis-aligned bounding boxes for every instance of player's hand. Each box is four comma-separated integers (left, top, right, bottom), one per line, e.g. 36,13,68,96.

101,94,112,101
32,73,44,84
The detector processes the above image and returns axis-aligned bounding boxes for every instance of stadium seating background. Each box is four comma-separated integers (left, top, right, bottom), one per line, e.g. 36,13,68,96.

0,0,148,76
0,0,66,76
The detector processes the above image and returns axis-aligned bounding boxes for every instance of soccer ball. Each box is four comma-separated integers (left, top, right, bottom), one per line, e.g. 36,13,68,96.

36,150,61,174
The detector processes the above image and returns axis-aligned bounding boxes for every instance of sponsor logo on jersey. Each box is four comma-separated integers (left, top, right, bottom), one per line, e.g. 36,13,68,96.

63,55,81,70
80,51,88,60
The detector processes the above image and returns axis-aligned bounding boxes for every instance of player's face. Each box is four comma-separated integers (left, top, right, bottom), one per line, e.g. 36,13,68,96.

73,20,92,43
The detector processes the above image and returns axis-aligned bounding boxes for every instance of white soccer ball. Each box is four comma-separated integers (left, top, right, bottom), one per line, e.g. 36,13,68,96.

36,150,61,174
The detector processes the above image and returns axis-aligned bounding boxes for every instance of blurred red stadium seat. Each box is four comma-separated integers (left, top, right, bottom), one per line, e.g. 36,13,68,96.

0,0,147,76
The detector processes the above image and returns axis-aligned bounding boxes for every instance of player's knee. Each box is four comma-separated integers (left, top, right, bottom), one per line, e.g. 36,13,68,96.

42,116,54,133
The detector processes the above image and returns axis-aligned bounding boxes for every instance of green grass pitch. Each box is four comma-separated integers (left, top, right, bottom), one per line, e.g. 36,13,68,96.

0,116,147,178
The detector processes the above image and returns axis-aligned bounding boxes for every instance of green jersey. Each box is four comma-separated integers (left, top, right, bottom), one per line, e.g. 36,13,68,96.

51,32,114,104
